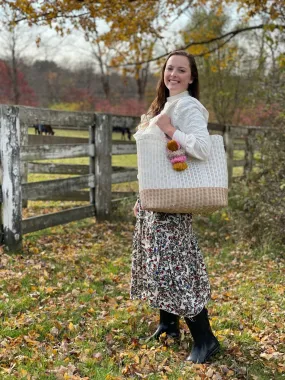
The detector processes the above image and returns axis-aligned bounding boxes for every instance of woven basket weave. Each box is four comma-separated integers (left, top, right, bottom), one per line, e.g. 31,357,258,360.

135,130,228,214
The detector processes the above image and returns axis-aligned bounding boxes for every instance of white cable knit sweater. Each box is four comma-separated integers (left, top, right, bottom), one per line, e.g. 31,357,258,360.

164,91,211,161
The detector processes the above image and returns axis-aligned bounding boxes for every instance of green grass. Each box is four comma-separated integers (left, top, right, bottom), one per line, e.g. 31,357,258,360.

29,127,129,141
0,213,283,379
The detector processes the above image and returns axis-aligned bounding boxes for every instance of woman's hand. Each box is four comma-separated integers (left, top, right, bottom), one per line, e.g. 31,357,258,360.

133,200,139,217
156,114,176,138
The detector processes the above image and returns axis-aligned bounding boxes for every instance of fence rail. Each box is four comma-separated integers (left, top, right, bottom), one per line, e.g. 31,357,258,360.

21,143,94,161
112,142,137,155
22,205,95,234
28,135,88,145
0,103,278,251
28,162,89,175
22,175,94,200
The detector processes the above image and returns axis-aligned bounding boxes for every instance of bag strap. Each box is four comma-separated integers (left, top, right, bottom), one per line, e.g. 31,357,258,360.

160,98,182,137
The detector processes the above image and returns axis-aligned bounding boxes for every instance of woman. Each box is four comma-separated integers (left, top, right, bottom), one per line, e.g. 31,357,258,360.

131,50,220,364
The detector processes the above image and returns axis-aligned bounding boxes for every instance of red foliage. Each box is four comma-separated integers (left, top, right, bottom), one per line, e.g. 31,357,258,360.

95,98,147,116
234,103,282,127
58,87,147,115
63,88,96,111
0,60,38,106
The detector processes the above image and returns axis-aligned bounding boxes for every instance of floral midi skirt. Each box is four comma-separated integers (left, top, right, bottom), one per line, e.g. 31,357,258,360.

131,200,211,318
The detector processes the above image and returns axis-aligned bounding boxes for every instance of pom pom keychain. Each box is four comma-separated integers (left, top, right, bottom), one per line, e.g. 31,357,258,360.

166,140,188,171
167,140,179,151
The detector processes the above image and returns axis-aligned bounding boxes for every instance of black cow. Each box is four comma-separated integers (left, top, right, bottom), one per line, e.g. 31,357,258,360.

34,124,55,136
112,126,132,141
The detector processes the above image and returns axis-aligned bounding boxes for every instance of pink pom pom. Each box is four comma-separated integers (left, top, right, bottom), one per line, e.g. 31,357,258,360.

170,155,187,164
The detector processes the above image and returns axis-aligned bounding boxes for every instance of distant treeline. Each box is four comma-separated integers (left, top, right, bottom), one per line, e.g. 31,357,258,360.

0,59,157,116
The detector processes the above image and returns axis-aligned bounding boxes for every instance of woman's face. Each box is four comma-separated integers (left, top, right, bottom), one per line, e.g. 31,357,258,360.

164,55,192,96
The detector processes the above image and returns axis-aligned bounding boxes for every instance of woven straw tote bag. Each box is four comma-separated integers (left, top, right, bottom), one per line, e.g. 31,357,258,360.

134,102,228,214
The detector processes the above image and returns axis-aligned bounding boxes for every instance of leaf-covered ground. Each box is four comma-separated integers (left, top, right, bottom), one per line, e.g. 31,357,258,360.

0,215,284,379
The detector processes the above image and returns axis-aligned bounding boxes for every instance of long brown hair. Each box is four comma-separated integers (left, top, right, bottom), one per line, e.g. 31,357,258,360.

148,50,199,117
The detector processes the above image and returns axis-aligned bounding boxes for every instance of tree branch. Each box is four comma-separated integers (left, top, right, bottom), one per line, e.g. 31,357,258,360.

110,23,267,67
195,35,234,57
12,0,138,23
14,11,91,24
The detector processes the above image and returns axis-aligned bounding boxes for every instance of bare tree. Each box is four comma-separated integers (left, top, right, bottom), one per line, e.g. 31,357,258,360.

0,21,33,104
89,26,112,100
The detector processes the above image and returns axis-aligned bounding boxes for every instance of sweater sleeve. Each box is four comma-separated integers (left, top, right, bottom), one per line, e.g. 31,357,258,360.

171,97,211,160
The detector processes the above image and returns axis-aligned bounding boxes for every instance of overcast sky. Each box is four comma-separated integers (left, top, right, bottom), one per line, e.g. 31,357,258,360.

0,3,247,70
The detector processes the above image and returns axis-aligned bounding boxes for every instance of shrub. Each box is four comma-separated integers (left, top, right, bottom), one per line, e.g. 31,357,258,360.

195,129,285,253
228,130,285,250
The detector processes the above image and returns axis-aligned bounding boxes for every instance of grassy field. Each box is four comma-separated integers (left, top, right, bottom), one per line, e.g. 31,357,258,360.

0,214,284,379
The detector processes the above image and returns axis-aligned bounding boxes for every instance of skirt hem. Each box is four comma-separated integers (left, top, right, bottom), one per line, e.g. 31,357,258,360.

130,294,211,319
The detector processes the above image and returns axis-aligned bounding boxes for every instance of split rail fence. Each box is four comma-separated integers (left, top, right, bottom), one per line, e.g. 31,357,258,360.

0,105,138,252
0,104,272,251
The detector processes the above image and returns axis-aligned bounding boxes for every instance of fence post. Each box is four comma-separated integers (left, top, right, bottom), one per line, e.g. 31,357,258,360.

0,105,22,251
244,129,254,176
89,123,96,209
94,114,112,220
224,125,233,187
20,120,29,208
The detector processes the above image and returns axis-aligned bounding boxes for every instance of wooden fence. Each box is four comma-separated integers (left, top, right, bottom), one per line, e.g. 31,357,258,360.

0,104,273,251
0,105,139,252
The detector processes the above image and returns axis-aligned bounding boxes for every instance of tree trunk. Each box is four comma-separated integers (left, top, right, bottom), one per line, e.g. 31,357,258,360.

101,75,111,100
136,64,149,102
11,34,20,105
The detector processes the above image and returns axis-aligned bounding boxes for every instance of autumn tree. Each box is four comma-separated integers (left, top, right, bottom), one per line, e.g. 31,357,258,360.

234,26,285,127
0,0,281,67
0,13,36,104
181,9,244,124
111,37,155,102
0,59,37,105
79,21,114,101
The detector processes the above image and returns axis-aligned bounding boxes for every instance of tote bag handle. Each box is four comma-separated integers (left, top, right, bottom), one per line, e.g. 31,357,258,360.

145,99,181,138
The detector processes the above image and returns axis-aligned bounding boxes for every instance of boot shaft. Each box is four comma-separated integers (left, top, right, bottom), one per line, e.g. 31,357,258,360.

185,308,214,342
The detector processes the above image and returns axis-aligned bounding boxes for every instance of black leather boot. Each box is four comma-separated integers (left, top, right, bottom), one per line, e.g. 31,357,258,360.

185,308,220,363
148,309,180,340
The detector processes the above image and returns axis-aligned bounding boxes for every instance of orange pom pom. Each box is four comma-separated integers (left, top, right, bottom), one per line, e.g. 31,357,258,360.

173,162,188,171
167,140,179,151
